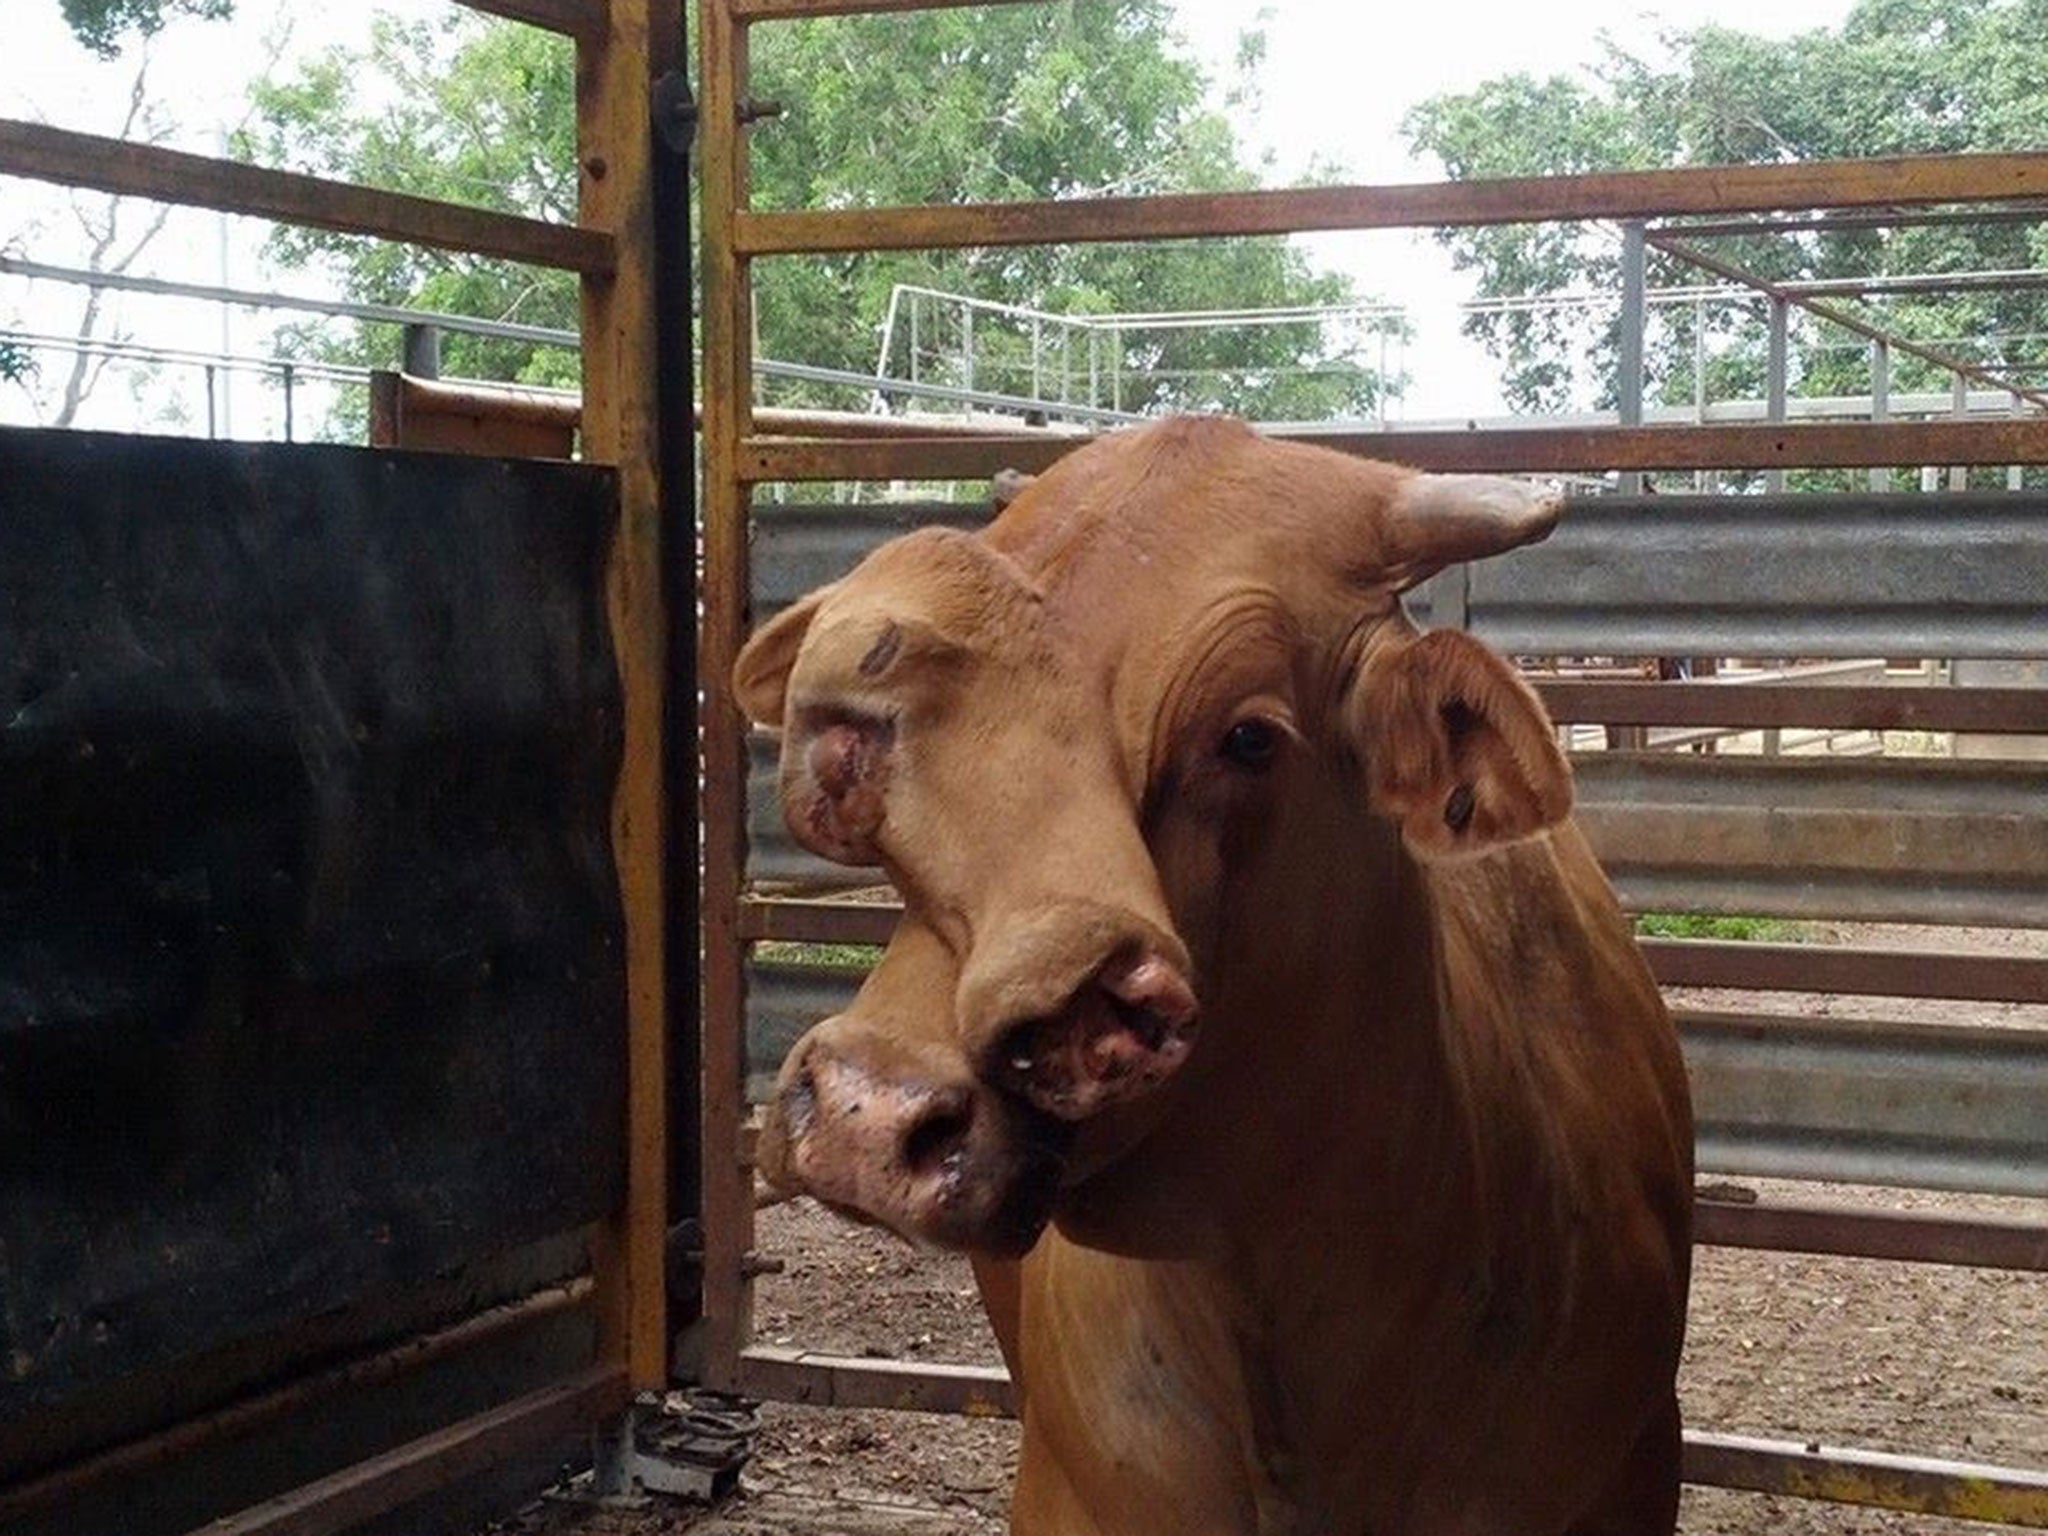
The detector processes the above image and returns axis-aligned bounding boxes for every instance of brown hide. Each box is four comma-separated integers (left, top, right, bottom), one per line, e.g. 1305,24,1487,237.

737,418,1693,1536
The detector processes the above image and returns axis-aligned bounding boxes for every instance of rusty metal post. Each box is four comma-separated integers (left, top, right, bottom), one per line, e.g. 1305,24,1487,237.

577,0,674,1394
402,321,442,379
1616,220,1646,495
696,0,759,1394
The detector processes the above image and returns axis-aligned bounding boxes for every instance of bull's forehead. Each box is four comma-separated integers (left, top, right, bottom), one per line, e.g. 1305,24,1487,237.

984,417,1405,631
799,420,1406,762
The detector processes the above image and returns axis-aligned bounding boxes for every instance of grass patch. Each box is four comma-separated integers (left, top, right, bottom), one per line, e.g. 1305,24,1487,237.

1633,912,1804,943
753,940,884,970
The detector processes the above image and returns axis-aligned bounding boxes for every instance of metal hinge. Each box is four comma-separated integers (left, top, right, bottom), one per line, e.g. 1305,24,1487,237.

559,1391,757,1508
654,70,698,156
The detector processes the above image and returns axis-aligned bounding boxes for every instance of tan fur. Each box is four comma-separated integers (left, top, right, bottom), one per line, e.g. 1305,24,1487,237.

736,417,1692,1536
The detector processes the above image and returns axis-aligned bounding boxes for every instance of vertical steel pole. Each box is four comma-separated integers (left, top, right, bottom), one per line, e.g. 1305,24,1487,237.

1765,297,1789,494
2013,397,2027,491
1693,296,1707,492
1950,373,1970,491
872,285,901,413
282,362,294,443
1616,221,1646,495
907,292,919,389
1870,339,1891,494
402,322,441,380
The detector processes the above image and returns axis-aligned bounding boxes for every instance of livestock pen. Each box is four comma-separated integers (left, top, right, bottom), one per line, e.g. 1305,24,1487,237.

0,0,2045,1531
692,0,2048,1528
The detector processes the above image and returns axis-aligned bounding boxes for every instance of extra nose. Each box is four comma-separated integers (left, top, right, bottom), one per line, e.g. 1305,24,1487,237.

769,1028,986,1227
761,1017,1070,1255
784,1046,976,1182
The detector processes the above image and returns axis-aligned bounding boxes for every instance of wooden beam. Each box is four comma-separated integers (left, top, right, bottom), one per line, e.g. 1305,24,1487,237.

0,1280,595,1524
1682,1431,2048,1524
0,121,613,275
1697,1199,2048,1272
187,1366,630,1536
1535,680,2048,734
732,1346,2048,1526
578,0,672,1393
742,896,898,945
454,0,606,35
1642,939,2048,1006
738,416,2048,482
735,152,2048,255
732,0,1040,15
738,1346,1017,1415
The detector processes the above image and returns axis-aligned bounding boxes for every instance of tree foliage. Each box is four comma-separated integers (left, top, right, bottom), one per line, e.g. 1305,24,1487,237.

1403,0,2048,416
243,3,1401,423
57,0,232,57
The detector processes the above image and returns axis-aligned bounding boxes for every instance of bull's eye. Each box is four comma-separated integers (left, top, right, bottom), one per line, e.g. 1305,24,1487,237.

1220,717,1282,771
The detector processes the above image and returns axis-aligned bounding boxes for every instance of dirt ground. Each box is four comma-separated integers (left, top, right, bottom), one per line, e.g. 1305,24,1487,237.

502,923,2046,1536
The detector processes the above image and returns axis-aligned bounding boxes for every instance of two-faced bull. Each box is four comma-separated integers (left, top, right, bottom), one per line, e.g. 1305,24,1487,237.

736,416,1693,1536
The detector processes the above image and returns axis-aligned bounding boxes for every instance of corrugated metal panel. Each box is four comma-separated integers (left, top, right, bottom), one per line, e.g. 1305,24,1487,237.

1575,753,2048,927
1684,1012,2048,1197
754,492,2048,660
745,959,870,1101
741,965,2048,1199
743,494,2047,915
751,499,985,619
1432,492,2048,658
749,746,2048,931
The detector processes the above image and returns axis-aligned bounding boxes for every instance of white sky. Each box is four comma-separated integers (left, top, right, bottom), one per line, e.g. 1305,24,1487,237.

1,0,1860,432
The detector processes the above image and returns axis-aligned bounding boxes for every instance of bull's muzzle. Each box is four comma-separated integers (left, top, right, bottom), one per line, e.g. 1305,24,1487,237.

760,1017,1069,1256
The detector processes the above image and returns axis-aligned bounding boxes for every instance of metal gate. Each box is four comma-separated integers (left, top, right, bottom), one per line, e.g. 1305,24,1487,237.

0,3,689,1530
693,0,2048,1522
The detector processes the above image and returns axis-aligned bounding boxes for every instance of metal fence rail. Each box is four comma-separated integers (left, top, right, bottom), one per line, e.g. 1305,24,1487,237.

1415,492,2048,659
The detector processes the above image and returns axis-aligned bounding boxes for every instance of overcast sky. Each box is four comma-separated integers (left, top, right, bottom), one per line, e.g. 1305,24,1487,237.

2,0,1859,432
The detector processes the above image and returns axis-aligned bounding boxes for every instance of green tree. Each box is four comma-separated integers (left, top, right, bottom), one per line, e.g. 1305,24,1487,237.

242,3,1403,429
1403,0,2048,422
56,0,232,57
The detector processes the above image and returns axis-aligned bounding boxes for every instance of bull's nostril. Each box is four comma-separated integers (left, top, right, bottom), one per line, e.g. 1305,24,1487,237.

900,1094,974,1176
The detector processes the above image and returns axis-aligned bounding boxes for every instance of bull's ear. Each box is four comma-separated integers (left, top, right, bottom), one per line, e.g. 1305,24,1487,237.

733,586,833,727
1346,628,1571,860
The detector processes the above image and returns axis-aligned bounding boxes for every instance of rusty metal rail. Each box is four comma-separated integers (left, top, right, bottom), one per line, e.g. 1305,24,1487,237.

738,416,2048,483
0,121,614,275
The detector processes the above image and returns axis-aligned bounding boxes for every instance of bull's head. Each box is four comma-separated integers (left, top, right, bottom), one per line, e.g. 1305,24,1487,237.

735,418,1572,1256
